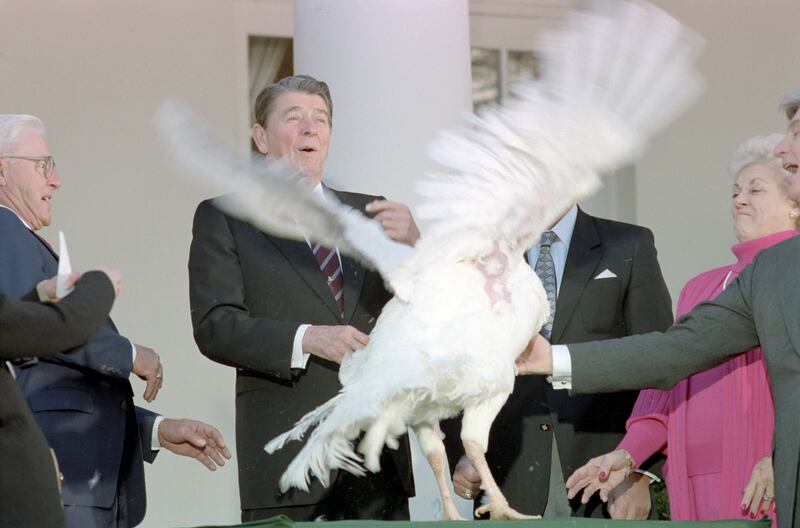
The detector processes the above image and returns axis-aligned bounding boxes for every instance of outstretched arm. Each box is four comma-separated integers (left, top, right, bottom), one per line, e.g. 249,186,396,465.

0,270,116,358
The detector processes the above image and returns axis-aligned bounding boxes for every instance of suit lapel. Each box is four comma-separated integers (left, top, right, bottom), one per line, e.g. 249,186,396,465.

778,244,800,357
550,209,602,343
330,188,366,322
341,254,365,323
265,233,343,320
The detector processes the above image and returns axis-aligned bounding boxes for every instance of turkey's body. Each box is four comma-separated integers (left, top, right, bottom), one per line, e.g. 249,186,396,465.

271,254,548,506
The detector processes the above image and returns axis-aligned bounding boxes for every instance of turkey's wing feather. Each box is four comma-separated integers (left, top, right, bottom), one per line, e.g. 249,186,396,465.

407,0,703,269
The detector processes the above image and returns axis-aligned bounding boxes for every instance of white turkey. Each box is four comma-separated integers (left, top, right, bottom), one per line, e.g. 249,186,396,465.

158,0,703,519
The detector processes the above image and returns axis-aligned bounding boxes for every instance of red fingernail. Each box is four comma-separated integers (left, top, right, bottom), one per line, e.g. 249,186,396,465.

750,513,756,519
760,510,765,516
599,472,606,480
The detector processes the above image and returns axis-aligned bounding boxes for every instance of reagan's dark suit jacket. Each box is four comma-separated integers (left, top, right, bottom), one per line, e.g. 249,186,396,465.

445,208,673,516
0,208,158,527
189,189,414,513
568,235,800,528
0,272,114,528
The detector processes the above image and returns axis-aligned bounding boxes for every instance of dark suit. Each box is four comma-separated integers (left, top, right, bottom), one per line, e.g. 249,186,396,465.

189,189,414,521
567,235,800,528
445,208,672,517
0,207,158,528
0,272,114,528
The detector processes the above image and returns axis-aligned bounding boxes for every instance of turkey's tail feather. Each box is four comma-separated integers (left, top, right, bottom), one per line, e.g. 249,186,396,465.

264,393,367,492
265,387,414,492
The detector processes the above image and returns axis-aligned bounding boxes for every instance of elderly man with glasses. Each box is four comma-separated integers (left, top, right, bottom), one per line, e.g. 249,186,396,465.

0,114,231,528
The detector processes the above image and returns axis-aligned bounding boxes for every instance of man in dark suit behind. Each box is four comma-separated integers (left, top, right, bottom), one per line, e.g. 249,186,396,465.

189,75,418,522
449,205,673,519
0,270,118,528
0,114,231,528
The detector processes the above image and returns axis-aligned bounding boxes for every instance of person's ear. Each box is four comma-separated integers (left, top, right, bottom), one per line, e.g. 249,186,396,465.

252,123,269,155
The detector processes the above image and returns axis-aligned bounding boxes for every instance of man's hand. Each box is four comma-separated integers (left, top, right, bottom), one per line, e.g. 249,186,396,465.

452,455,482,500
38,271,79,301
515,334,553,375
97,268,123,297
607,473,651,520
566,449,634,504
365,200,420,246
302,325,370,364
157,418,232,470
132,344,163,402
742,456,774,519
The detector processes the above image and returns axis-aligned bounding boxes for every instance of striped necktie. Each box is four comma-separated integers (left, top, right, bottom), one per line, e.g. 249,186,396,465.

311,242,344,318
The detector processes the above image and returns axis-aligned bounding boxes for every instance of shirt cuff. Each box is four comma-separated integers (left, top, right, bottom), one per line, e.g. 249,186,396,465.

151,415,165,450
550,344,572,390
292,324,311,370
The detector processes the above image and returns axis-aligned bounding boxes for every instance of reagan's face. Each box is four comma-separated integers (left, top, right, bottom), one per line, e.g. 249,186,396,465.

731,162,798,242
252,91,331,186
774,108,800,200
0,127,61,230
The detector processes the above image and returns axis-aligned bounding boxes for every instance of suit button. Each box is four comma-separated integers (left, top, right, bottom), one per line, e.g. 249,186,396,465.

120,401,128,411
539,424,550,431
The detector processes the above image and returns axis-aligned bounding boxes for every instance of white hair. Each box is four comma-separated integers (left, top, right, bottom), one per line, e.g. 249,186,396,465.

0,114,46,156
779,89,800,120
728,133,787,182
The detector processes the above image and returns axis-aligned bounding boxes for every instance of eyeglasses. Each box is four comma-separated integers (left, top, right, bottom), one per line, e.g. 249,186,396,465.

2,155,57,180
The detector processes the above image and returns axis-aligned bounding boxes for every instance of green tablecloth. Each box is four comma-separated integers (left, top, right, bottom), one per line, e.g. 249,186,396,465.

185,515,771,528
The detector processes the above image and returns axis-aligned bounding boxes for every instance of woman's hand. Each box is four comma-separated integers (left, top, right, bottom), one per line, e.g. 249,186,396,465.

742,456,774,519
566,449,634,504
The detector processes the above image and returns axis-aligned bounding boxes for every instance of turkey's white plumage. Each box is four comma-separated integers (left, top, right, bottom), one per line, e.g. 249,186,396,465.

158,0,702,518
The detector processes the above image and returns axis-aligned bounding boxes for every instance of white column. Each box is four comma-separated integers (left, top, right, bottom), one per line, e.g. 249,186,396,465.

293,0,474,520
293,0,472,208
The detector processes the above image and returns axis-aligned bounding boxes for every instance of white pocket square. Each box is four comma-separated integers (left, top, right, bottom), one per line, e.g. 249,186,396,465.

594,269,617,279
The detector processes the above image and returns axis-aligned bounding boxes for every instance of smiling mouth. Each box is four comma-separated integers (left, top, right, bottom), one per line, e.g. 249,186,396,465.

298,147,316,154
785,163,798,174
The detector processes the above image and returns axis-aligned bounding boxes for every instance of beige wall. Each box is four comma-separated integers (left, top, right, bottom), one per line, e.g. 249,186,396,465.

641,0,800,298
1,0,798,526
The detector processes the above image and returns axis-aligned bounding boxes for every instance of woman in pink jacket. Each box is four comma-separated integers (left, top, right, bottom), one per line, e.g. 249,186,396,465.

565,134,798,524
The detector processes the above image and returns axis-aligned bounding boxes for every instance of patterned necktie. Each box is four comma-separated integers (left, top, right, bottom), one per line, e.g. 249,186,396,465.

534,230,558,340
311,242,344,318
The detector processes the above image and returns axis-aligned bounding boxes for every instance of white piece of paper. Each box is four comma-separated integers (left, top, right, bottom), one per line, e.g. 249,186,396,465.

56,230,74,299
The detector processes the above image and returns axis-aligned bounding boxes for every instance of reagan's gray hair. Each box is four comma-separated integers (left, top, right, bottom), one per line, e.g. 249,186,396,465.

0,115,46,156
729,133,789,188
779,89,800,120
253,75,333,128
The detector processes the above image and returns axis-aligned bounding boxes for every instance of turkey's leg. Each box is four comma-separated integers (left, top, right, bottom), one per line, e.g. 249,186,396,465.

414,421,465,521
462,394,539,520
